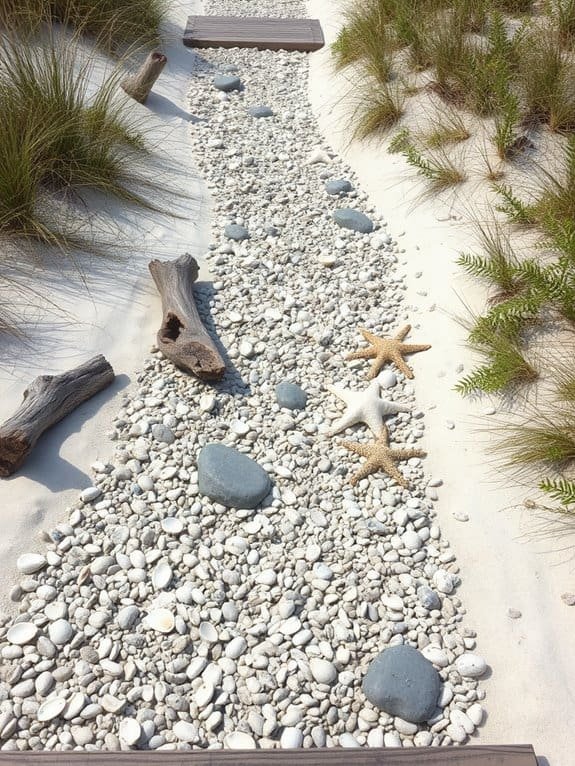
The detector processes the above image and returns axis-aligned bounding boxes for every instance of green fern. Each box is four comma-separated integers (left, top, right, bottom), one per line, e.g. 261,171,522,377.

388,128,411,154
493,183,536,224
457,225,521,297
539,477,575,506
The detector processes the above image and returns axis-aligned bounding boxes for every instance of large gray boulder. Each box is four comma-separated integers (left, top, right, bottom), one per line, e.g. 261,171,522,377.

362,645,441,723
198,444,271,509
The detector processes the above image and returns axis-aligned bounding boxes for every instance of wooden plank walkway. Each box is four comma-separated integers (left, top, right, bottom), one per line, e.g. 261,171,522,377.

183,15,325,52
0,745,538,765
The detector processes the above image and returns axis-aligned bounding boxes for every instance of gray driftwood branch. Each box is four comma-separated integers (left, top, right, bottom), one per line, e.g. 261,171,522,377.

148,253,225,381
0,355,115,477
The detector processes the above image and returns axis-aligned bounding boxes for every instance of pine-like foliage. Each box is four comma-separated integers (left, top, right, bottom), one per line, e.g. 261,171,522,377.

539,476,575,506
493,183,536,224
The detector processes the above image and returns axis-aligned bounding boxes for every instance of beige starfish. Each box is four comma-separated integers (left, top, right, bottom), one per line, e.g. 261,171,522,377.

347,325,431,380
341,426,426,488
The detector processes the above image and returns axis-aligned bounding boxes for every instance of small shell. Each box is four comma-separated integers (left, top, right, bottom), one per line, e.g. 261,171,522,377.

152,562,172,590
199,621,218,643
7,622,38,646
37,697,66,722
146,608,174,634
161,517,183,535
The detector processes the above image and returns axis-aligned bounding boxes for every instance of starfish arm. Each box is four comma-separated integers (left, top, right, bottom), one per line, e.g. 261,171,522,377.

350,457,378,486
364,409,386,436
401,343,432,354
390,350,414,379
379,399,411,416
382,458,409,488
367,355,387,380
359,328,380,344
326,384,346,403
330,410,361,435
347,347,376,361
395,325,412,341
341,440,371,457
390,448,427,460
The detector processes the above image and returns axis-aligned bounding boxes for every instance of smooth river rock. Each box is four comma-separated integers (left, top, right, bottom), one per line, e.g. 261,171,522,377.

213,75,241,92
224,224,249,241
247,105,274,118
275,382,307,411
362,645,441,723
332,208,374,234
325,179,352,195
198,444,271,509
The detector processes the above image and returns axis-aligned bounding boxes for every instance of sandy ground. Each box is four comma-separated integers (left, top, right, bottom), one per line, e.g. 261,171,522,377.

0,1,210,611
307,3,575,764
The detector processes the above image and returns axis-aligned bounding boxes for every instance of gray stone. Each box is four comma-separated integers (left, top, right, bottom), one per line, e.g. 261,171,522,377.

332,208,374,234
275,382,307,411
247,105,274,118
325,179,352,195
224,224,249,241
198,444,271,509
221,65,239,74
417,585,441,611
213,75,241,92
362,645,441,723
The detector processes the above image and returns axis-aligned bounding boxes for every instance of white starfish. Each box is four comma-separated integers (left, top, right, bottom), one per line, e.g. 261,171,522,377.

326,379,411,436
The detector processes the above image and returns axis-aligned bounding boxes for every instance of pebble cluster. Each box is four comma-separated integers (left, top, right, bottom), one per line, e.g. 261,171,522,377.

0,0,488,752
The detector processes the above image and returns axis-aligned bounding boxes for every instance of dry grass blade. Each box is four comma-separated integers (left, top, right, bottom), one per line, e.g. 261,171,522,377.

352,80,405,141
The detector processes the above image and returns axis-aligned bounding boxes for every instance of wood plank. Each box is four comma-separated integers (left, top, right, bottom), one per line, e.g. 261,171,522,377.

183,15,325,52
0,744,538,765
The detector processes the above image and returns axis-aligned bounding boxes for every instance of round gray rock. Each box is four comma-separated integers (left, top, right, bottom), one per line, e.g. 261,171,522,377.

224,224,249,241
213,75,241,92
417,585,441,611
325,179,352,195
198,444,271,509
247,105,274,118
362,645,441,723
333,208,374,233
275,382,307,411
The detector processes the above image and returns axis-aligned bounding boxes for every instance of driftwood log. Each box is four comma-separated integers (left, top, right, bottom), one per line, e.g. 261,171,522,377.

149,253,225,381
120,51,167,104
0,355,115,477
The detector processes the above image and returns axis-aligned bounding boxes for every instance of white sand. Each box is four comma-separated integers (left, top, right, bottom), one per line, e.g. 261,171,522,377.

0,0,210,611
307,2,575,763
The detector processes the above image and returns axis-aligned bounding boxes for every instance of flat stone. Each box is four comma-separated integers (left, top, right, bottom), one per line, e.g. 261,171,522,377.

213,75,241,92
16,553,46,575
280,727,303,748
224,731,257,749
417,585,441,611
310,658,338,685
224,224,249,241
248,105,274,118
119,718,141,746
173,721,198,742
362,645,441,723
198,444,271,509
332,208,374,234
7,623,38,646
275,382,307,411
455,653,487,678
325,179,352,195
48,619,74,646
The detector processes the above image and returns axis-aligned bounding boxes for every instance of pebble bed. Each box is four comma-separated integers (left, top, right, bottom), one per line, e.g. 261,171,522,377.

0,0,488,752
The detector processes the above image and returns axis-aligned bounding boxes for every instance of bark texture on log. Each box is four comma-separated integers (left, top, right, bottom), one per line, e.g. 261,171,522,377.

120,51,167,104
149,253,225,381
0,355,115,477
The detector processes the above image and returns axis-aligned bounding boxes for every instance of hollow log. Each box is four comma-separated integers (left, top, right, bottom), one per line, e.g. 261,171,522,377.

120,51,167,104
0,355,115,477
149,253,225,381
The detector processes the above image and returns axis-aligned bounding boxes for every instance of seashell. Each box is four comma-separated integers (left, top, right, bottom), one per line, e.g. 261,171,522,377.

152,561,172,590
161,517,183,535
16,553,46,574
7,622,38,646
199,621,218,643
37,697,66,722
146,608,174,634
119,718,141,746
224,731,257,749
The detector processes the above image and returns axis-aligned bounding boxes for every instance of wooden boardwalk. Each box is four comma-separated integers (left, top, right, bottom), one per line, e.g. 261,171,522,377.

183,15,325,52
0,745,538,765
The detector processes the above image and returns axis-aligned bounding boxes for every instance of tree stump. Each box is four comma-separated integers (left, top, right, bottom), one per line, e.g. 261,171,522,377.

0,355,115,477
149,253,225,381
120,51,167,104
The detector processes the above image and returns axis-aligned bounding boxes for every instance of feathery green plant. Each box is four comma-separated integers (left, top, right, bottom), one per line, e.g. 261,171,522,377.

539,477,575,508
394,134,466,191
496,415,575,467
455,332,538,394
493,183,536,224
549,0,575,47
457,222,522,300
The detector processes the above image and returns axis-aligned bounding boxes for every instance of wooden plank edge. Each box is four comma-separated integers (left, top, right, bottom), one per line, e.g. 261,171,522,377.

183,36,324,51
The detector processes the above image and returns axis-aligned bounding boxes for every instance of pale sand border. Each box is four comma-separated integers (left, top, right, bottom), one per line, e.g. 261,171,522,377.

307,2,575,763
0,1,211,612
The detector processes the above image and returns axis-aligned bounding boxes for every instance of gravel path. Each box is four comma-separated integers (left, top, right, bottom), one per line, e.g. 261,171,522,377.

0,0,487,752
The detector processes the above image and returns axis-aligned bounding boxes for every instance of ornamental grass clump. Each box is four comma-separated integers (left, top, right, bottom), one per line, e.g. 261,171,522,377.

0,0,168,49
0,31,152,253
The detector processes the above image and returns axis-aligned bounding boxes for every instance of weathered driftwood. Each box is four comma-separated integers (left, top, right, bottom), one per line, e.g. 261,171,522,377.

0,355,115,477
149,253,225,381
120,51,167,104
